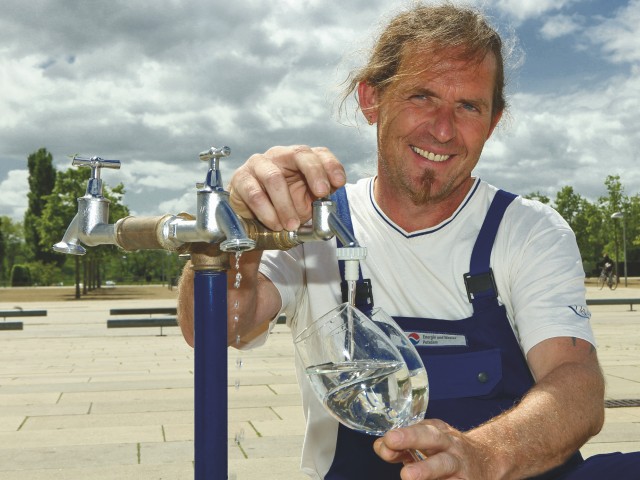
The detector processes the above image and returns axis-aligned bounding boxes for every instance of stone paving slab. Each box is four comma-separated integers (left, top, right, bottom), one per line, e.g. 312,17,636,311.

163,423,195,442
20,410,193,431
0,285,639,479
0,463,194,480
0,443,138,471
139,441,194,464
0,425,164,449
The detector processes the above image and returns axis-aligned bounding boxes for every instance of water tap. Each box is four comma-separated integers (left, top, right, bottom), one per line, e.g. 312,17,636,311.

185,146,256,253
53,156,121,255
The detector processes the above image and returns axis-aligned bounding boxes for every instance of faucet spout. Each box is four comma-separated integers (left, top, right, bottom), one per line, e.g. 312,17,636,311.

295,197,359,247
53,213,87,255
328,211,359,248
216,198,256,253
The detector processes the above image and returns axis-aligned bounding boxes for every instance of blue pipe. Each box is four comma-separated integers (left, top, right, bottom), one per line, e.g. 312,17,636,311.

194,269,228,479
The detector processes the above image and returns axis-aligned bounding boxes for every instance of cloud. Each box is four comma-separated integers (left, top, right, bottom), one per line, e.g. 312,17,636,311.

540,14,583,40
0,0,386,167
587,0,640,64
0,170,28,220
1,0,640,226
492,0,577,22
477,69,640,201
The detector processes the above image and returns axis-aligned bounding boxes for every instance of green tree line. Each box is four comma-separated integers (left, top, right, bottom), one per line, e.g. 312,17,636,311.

526,174,639,276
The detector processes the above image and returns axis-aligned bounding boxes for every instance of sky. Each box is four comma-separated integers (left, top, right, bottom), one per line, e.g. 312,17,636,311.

1,0,639,223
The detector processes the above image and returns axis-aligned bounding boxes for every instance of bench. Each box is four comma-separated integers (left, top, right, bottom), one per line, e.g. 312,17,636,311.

0,309,47,330
586,298,640,311
107,307,177,336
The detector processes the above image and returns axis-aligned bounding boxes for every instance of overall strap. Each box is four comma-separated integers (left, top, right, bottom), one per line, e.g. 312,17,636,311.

331,187,374,311
464,189,517,310
331,187,354,252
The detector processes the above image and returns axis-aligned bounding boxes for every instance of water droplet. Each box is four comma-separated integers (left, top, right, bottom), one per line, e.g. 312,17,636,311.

236,334,241,345
236,357,243,368
234,299,239,309
235,428,245,444
235,379,241,390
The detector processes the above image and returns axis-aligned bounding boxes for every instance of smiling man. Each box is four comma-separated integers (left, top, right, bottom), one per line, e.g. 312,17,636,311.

358,49,502,230
177,3,640,479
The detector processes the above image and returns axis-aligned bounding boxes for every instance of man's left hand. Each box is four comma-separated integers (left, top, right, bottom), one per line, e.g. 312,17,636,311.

373,419,493,480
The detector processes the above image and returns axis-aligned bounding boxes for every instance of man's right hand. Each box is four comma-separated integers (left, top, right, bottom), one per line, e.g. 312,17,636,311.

228,145,347,232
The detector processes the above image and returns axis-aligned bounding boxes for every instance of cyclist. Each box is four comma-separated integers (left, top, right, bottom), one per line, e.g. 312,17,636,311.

598,254,618,290
600,254,614,277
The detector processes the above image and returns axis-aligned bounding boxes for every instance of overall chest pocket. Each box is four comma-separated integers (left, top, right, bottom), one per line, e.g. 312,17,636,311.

422,348,503,401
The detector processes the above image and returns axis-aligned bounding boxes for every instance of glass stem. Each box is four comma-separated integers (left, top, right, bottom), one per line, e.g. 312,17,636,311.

347,280,356,358
408,449,427,462
347,279,356,307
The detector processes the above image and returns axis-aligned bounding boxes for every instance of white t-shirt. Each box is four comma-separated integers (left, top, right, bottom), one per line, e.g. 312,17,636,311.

258,177,594,479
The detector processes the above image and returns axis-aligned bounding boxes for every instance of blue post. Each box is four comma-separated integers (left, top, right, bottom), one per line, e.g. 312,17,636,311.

194,269,228,479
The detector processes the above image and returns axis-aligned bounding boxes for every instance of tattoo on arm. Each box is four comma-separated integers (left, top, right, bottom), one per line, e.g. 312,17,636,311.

572,336,597,354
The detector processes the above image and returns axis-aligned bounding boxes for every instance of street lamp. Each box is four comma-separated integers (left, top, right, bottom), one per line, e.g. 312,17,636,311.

611,212,628,287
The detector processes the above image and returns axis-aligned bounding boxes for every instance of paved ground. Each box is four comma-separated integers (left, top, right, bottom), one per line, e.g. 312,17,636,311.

0,284,639,479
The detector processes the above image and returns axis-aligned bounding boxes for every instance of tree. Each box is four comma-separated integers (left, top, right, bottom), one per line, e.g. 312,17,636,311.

10,264,32,286
23,148,59,265
0,226,4,283
0,216,28,285
551,187,602,274
629,195,640,250
554,186,582,226
578,201,606,275
524,191,550,204
598,175,628,267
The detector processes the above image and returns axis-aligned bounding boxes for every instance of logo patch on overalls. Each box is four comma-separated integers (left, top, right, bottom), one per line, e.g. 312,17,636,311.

569,305,591,319
406,331,468,347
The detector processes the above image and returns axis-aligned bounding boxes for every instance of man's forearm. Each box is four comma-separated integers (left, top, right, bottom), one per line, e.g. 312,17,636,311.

467,359,605,479
176,250,280,349
226,250,280,348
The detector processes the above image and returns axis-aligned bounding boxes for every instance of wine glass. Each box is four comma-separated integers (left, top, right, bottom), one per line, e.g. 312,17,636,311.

368,307,429,426
294,302,429,438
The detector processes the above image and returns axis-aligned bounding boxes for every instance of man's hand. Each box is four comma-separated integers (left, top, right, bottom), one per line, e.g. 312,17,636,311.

229,145,346,231
374,337,605,480
373,419,493,480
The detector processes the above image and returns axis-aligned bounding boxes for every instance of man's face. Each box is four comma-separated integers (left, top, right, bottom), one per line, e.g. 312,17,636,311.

367,49,502,207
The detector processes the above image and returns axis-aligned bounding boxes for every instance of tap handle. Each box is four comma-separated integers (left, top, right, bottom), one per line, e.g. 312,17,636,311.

199,146,230,190
72,155,121,176
71,155,121,196
199,146,231,162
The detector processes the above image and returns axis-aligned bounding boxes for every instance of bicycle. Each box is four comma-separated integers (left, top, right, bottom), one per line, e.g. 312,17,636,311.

597,264,618,290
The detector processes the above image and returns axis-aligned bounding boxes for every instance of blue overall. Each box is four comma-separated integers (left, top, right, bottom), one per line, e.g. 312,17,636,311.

324,187,640,479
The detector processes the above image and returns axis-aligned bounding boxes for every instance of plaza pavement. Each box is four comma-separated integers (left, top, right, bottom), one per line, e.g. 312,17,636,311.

0,284,639,479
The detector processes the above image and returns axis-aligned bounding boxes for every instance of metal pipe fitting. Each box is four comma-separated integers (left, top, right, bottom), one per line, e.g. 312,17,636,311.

114,214,177,251
52,147,358,260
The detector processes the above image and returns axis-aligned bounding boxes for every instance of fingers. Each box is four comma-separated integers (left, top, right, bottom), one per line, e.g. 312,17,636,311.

231,158,290,231
229,145,346,231
378,421,452,456
374,421,462,480
301,146,347,193
400,453,460,480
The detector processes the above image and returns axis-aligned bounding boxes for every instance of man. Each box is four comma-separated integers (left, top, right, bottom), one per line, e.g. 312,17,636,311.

600,253,614,276
178,3,640,479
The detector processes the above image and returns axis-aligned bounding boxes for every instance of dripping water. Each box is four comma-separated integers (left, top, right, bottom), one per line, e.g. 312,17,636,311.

347,279,356,357
232,251,245,450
